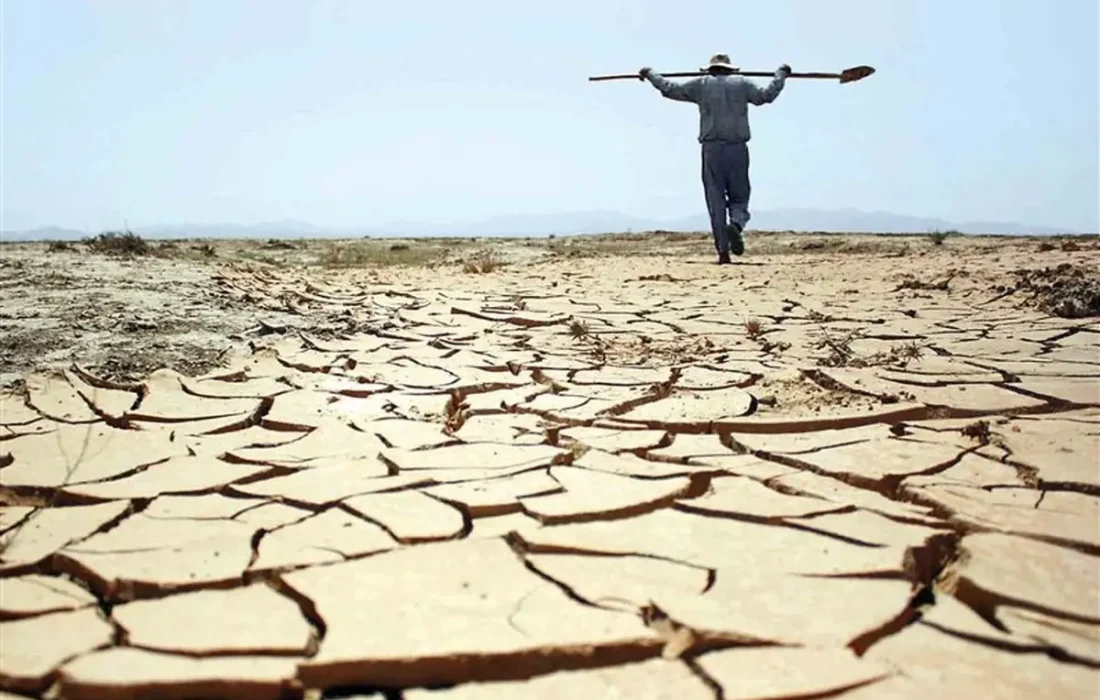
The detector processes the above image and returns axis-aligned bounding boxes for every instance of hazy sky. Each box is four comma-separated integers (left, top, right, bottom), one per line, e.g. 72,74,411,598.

3,0,1098,232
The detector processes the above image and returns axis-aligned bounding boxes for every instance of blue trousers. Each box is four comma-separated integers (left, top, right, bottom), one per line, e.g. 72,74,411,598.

701,141,751,254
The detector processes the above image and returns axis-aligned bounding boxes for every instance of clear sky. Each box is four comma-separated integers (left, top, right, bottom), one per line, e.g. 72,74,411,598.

3,0,1098,233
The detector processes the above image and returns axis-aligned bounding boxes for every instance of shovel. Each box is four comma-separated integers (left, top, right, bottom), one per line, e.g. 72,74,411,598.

589,65,875,84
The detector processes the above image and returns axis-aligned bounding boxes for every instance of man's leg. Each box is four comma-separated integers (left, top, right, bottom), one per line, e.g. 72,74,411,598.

725,143,751,256
701,143,730,262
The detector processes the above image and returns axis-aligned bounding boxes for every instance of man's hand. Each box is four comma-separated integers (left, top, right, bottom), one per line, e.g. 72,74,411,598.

639,66,652,81
777,64,792,78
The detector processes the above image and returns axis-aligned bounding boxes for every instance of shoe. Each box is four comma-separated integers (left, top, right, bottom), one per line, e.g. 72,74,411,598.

717,251,731,265
726,224,745,256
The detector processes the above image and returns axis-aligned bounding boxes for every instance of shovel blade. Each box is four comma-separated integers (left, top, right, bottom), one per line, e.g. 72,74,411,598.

839,65,875,84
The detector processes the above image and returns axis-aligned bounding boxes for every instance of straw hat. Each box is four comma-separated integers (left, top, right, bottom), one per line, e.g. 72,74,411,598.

702,53,738,72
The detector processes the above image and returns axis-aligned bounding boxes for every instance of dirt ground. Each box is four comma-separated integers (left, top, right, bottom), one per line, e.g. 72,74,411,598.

2,230,1096,388
1,229,1099,699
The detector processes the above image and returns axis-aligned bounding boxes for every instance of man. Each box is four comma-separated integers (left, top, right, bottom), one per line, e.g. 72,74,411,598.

640,54,791,264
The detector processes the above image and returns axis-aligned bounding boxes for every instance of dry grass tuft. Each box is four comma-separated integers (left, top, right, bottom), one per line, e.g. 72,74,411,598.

569,318,591,340
462,250,504,274
744,318,764,340
443,391,469,435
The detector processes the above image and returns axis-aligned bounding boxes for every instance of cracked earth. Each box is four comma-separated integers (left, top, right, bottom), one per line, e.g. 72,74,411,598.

1,234,1099,699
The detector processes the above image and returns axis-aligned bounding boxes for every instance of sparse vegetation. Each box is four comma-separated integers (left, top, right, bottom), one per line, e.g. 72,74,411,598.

894,275,953,292
813,328,924,368
872,341,924,367
927,229,960,246
263,239,299,250
320,241,445,268
47,241,73,253
82,230,150,256
814,328,858,367
462,250,504,274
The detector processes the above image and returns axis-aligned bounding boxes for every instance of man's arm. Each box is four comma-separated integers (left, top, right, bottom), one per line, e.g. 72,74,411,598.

640,67,702,103
745,64,792,105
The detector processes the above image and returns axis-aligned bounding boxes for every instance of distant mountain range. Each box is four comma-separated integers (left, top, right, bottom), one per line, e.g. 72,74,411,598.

2,209,1088,241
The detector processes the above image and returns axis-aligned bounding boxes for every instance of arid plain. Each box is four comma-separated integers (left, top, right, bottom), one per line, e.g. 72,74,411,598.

1,230,1098,699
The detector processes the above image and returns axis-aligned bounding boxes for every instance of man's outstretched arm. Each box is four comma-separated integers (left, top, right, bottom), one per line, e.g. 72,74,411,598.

745,64,792,105
639,67,702,103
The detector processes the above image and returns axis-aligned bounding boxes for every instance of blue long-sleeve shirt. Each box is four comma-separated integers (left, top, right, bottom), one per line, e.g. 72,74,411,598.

645,70,787,144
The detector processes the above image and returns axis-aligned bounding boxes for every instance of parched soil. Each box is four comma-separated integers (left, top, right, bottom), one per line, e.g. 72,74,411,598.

0,230,1098,699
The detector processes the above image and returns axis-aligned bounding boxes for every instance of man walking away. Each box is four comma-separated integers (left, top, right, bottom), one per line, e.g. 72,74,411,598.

640,54,791,264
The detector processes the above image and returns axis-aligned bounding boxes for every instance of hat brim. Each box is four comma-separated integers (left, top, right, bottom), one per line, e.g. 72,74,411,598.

702,62,738,72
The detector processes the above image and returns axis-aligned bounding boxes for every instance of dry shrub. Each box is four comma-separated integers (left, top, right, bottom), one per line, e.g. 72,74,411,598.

927,229,959,246
82,230,150,256
960,420,991,443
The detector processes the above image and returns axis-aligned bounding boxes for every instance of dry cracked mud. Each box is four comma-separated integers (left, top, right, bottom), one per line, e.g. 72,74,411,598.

1,233,1099,699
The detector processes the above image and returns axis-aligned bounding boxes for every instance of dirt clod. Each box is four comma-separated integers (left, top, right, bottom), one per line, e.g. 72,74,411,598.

1010,264,1100,318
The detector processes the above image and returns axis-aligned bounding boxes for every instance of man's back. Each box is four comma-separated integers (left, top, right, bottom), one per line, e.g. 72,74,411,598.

644,71,787,144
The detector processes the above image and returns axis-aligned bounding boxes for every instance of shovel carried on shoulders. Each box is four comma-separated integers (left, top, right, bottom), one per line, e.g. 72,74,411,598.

588,65,875,84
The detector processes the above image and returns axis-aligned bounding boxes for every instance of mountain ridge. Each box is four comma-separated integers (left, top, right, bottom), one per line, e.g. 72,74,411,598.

2,208,1086,241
